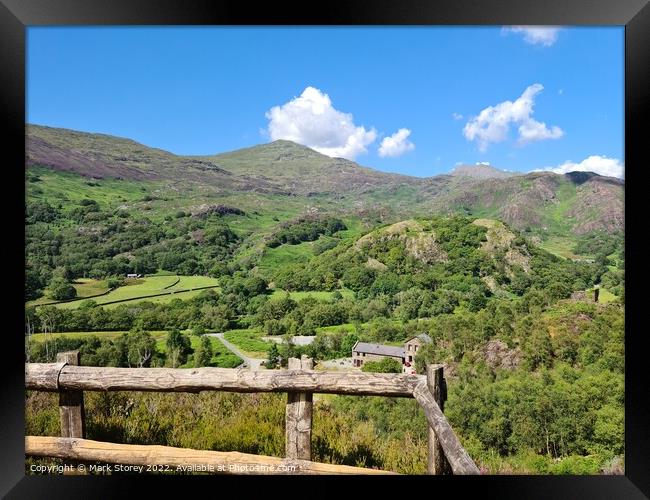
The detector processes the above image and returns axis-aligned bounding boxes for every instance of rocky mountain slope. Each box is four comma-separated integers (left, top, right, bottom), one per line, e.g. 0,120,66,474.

26,124,624,237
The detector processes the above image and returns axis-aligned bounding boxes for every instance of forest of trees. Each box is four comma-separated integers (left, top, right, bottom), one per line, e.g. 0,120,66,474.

26,298,624,474
25,195,625,474
25,199,241,300
266,217,346,248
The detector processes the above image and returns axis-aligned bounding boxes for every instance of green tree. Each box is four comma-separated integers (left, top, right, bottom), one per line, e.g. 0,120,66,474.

256,294,297,324
340,333,359,358
342,266,376,292
48,278,77,301
194,335,214,367
264,319,286,335
591,404,624,455
116,328,157,368
191,324,206,336
267,343,280,369
166,329,192,368
523,328,554,371
200,304,233,331
25,267,46,301
105,277,124,289
414,343,438,374
369,272,401,297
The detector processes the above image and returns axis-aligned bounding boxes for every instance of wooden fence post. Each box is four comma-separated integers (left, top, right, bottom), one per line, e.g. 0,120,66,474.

426,364,451,475
285,356,313,460
56,350,86,474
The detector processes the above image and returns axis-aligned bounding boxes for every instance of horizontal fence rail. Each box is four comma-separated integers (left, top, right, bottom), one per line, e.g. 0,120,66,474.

25,437,397,475
26,363,423,397
25,353,479,475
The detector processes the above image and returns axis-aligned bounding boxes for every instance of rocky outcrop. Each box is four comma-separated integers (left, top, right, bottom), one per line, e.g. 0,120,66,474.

480,340,522,370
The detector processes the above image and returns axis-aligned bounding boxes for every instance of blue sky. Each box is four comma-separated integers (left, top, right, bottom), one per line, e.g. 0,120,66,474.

27,26,624,178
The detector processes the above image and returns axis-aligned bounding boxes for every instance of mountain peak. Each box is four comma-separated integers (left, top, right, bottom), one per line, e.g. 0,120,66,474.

229,139,329,160
451,164,516,179
269,139,307,147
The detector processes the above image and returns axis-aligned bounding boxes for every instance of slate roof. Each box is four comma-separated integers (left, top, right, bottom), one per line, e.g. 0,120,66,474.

352,341,405,358
405,333,432,344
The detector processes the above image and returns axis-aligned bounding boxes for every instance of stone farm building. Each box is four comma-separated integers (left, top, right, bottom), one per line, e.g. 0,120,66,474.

352,333,432,374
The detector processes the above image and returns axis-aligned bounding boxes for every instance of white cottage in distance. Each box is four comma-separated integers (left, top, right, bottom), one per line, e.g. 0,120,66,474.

352,333,432,374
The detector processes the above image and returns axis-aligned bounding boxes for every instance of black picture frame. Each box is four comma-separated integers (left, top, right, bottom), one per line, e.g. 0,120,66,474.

2,1,648,497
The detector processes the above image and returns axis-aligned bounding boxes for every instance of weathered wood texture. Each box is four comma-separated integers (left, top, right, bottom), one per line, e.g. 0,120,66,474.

25,362,67,391
56,351,86,475
413,380,480,475
56,352,85,439
426,364,451,475
26,361,479,475
25,436,397,475
26,364,423,397
286,356,313,460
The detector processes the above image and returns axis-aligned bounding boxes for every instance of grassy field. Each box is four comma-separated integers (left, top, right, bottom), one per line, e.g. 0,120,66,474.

165,276,219,291
26,297,60,307
545,181,578,235
539,235,586,260
597,287,618,304
199,336,243,368
102,289,217,309
27,278,111,307
28,330,156,343
335,217,367,241
148,270,178,276
54,275,219,309
73,278,111,296
28,165,300,226
223,329,269,358
57,275,177,308
28,330,242,368
255,217,367,278
258,242,315,275
270,289,355,301
315,323,356,334
27,165,157,211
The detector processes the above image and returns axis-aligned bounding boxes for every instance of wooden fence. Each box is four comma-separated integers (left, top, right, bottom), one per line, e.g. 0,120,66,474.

25,351,479,475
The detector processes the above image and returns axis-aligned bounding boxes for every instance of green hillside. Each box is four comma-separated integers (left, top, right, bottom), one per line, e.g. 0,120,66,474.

24,124,625,475
27,124,624,243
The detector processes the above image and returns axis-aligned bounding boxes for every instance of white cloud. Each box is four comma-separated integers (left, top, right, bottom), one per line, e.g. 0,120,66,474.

536,155,624,179
452,112,464,121
518,119,564,144
503,26,561,46
378,128,415,158
476,161,490,166
265,86,377,160
463,83,563,152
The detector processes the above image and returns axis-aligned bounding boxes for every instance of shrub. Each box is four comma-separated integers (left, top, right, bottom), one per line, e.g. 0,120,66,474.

361,358,403,373
48,280,77,301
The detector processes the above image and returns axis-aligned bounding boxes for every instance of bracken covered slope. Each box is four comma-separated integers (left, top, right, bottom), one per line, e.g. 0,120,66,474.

26,124,624,236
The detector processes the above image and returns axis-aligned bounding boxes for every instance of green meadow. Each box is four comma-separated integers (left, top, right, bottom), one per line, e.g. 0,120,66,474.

223,329,270,358
52,275,219,309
